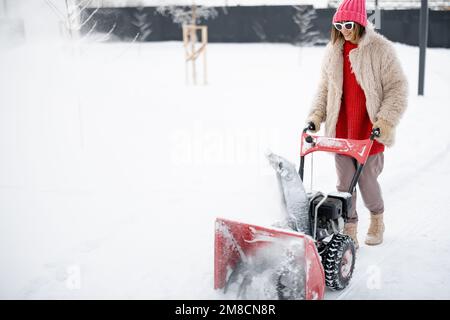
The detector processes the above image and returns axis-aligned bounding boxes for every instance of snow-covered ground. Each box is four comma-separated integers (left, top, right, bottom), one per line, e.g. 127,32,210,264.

0,36,449,299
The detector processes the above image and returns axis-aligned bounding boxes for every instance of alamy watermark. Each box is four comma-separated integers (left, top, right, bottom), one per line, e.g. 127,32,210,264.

169,120,281,176
366,265,382,290
66,264,82,290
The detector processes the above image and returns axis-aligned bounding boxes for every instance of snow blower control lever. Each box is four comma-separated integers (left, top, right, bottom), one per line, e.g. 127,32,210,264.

300,122,380,194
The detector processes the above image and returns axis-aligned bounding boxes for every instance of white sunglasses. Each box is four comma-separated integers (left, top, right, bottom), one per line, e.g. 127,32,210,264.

333,21,355,31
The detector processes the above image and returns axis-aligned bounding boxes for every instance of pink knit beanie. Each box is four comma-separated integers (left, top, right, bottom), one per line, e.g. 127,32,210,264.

333,0,367,27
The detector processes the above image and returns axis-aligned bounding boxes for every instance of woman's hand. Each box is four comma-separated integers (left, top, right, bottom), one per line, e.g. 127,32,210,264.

306,115,322,133
372,118,394,146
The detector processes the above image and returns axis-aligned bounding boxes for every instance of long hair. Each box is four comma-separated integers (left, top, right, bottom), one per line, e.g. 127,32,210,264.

331,22,366,44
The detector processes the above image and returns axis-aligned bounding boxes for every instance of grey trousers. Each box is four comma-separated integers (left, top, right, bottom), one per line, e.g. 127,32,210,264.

335,153,385,223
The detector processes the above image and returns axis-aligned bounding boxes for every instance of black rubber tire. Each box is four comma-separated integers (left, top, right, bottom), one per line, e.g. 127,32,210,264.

321,234,356,290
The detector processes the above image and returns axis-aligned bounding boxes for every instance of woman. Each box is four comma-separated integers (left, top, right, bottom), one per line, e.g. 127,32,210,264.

306,0,408,249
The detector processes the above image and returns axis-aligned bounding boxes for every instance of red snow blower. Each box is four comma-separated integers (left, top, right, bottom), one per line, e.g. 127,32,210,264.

214,123,381,300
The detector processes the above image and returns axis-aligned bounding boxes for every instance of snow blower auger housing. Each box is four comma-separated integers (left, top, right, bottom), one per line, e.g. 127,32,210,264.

214,123,380,299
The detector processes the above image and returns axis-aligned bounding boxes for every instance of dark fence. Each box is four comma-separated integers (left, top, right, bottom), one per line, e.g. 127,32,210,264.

82,6,450,48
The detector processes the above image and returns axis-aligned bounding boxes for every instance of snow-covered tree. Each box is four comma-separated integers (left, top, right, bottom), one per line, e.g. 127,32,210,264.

292,5,323,68
156,4,218,26
131,6,152,41
64,0,99,40
292,5,321,47
43,0,117,42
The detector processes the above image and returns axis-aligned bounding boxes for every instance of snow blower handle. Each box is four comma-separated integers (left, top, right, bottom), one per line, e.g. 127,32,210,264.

299,126,380,187
303,121,381,140
304,123,379,138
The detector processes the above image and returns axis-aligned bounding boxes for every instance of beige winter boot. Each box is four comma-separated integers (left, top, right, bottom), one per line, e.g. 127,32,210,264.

365,213,385,246
343,223,359,250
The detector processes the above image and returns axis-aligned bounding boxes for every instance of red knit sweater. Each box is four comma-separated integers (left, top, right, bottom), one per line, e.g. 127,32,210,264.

335,40,384,155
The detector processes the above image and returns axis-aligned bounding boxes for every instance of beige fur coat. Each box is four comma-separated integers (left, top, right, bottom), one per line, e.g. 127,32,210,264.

307,23,408,147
